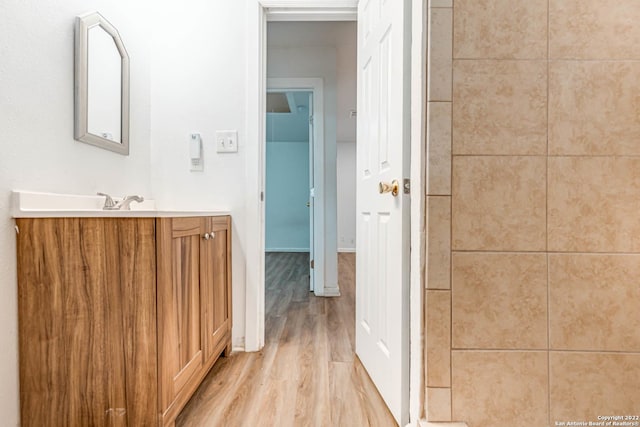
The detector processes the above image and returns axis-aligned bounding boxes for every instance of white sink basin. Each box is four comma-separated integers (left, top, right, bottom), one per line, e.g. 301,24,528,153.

11,190,156,217
11,191,230,218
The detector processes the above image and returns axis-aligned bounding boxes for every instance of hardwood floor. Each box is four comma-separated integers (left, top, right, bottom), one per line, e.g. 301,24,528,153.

176,252,398,427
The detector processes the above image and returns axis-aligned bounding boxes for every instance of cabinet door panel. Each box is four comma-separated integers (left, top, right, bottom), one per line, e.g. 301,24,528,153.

203,217,231,362
103,218,158,426
157,217,204,412
172,235,202,371
17,217,157,427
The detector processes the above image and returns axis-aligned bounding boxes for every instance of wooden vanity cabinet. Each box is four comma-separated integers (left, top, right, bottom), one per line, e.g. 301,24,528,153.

16,215,232,427
156,216,232,425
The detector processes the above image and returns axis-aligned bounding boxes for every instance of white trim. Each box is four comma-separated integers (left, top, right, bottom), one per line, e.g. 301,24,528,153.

232,336,246,352
337,247,356,253
261,0,356,21
267,77,326,297
410,0,427,422
265,248,311,252
266,9,356,21
419,423,469,427
259,0,357,7
244,2,268,352
319,287,341,297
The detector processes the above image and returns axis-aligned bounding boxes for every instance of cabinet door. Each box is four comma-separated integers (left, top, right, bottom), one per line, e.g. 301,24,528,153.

157,217,205,413
202,216,232,363
17,218,157,427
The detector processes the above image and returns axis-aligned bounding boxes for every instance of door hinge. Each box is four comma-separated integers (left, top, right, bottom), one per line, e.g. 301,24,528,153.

403,178,411,194
260,191,264,201
310,259,314,269
309,115,314,125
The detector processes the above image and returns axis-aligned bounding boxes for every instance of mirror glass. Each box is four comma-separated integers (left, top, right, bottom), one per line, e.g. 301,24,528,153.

87,25,122,142
75,12,130,155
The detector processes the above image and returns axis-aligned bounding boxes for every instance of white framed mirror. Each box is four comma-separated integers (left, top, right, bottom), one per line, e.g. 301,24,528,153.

74,12,130,155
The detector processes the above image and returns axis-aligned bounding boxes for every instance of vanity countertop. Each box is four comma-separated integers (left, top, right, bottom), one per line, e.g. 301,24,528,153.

11,191,230,218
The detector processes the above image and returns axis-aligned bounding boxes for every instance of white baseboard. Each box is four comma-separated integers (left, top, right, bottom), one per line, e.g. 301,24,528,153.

267,248,354,253
232,336,245,352
419,421,468,427
265,248,310,253
319,284,341,297
338,247,356,253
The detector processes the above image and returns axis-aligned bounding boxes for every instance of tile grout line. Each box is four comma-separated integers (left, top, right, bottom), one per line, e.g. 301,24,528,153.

449,348,640,355
451,57,640,62
447,153,640,157
547,2,552,422
448,1,454,421
452,249,640,255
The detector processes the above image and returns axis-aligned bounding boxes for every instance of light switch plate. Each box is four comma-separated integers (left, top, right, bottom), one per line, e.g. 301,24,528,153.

216,130,238,153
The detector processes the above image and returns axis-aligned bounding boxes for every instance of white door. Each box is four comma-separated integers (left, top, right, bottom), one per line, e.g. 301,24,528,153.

308,92,315,292
355,0,410,424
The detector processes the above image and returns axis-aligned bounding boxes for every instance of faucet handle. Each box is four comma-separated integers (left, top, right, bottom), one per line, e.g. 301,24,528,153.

97,192,116,209
122,195,144,203
118,195,144,210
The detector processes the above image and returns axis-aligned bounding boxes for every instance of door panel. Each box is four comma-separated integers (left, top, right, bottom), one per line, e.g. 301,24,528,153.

172,236,202,371
203,217,230,362
17,218,158,426
157,217,204,411
356,0,410,424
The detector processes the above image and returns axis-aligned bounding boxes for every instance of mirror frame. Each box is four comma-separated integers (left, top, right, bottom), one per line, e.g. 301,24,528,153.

74,12,130,155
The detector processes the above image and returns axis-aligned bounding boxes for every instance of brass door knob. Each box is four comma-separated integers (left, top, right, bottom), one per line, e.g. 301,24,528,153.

379,180,399,197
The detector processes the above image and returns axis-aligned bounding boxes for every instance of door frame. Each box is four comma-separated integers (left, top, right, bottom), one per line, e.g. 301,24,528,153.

266,78,324,293
244,1,426,425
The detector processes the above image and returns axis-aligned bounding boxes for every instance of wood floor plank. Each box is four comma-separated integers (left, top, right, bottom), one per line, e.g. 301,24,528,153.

177,252,397,427
330,361,369,426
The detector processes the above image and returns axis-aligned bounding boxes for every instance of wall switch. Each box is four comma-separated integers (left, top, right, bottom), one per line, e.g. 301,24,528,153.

216,130,238,153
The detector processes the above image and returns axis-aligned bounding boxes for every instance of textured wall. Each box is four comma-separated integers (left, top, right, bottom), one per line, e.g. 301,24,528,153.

425,0,640,424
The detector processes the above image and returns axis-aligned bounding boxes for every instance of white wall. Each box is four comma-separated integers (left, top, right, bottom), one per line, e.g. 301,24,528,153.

268,22,357,253
0,1,152,424
337,142,356,251
334,23,357,252
150,0,249,348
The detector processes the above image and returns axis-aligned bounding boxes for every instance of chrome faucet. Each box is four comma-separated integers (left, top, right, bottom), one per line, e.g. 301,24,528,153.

118,195,144,210
97,193,144,210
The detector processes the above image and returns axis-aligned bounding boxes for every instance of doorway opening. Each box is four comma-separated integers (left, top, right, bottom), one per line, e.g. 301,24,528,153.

264,20,358,301
246,2,425,424
265,89,315,291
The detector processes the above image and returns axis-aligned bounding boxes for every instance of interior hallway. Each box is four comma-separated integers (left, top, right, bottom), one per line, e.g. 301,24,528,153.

176,252,397,427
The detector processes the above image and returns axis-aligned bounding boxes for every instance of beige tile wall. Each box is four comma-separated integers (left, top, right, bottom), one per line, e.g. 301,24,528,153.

425,0,454,419
425,0,640,425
